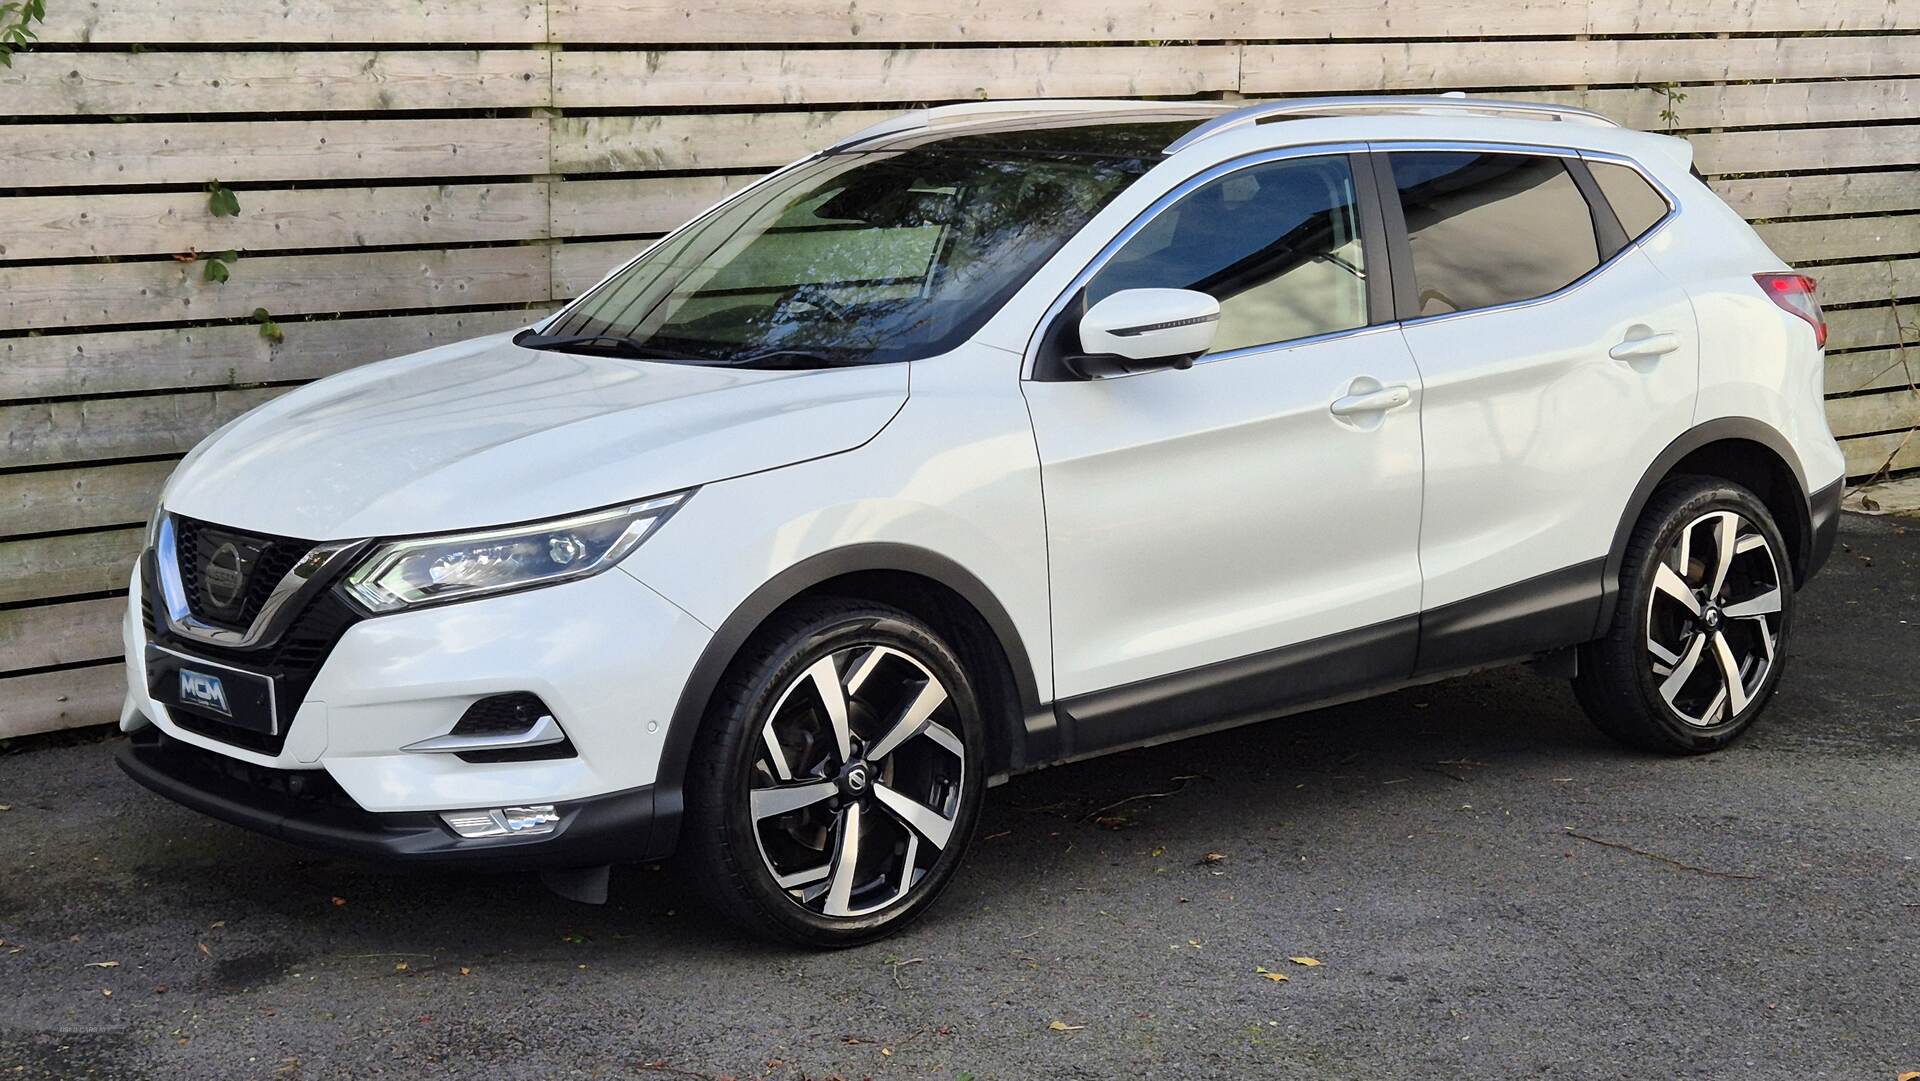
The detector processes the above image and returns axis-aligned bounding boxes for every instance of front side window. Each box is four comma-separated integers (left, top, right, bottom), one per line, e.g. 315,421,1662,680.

537,147,1150,367
1386,151,1601,317
1085,154,1370,354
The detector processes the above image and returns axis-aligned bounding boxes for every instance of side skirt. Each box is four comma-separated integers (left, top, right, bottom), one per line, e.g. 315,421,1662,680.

1037,560,1605,770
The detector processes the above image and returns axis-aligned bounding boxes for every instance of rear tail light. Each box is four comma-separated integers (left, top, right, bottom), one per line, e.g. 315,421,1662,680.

1754,273,1826,348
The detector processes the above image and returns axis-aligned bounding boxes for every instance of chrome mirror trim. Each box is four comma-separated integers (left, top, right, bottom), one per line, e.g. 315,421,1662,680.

154,515,369,650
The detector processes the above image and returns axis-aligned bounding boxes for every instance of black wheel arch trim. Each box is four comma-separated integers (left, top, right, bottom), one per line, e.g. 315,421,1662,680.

650,543,1046,855
1599,417,1815,634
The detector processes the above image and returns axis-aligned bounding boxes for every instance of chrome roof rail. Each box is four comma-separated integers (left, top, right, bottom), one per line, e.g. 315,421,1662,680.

829,98,1234,152
1162,95,1618,154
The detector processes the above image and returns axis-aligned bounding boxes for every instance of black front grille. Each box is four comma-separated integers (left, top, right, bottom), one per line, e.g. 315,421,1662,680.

173,515,312,630
143,547,364,756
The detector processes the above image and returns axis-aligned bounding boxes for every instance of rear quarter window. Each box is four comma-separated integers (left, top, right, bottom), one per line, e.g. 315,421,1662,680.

1589,161,1672,242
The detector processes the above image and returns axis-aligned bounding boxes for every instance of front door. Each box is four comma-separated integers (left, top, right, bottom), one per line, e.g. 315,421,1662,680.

1022,151,1426,753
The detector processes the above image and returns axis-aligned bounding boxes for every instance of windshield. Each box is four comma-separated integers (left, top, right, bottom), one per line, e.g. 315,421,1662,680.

531,147,1153,367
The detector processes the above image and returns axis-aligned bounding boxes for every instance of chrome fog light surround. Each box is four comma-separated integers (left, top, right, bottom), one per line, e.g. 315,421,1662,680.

441,805,560,839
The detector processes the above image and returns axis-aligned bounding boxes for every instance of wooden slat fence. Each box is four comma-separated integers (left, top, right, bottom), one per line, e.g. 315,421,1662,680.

2,0,1916,737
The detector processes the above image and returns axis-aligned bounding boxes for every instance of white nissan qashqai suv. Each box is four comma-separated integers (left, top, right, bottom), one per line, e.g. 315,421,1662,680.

120,97,1845,946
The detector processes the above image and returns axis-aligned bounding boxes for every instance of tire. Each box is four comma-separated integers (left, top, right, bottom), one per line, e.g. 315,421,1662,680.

682,597,987,947
1575,475,1793,754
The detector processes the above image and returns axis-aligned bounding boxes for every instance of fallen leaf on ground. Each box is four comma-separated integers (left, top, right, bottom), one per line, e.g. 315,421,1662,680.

330,897,347,907
84,961,119,968
196,943,211,958
1202,852,1227,863
1289,956,1322,967
1048,1021,1085,1032
1253,966,1289,983
393,962,410,973
0,804,12,811
459,967,471,977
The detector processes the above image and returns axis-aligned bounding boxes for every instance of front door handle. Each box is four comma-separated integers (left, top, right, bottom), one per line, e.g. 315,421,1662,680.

1329,383,1412,417
1609,331,1680,361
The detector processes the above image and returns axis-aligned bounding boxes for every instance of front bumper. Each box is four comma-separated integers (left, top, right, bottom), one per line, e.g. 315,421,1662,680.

117,726,667,865
122,544,715,863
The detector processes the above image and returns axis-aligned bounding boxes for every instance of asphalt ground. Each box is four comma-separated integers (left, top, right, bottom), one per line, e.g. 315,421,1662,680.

2,513,1915,1080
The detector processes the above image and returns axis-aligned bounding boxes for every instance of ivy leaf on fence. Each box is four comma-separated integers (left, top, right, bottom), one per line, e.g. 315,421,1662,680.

202,251,237,283
207,181,242,218
253,308,285,345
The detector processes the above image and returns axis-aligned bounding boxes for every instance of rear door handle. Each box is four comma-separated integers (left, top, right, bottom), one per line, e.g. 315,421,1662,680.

1609,331,1680,361
1329,384,1412,417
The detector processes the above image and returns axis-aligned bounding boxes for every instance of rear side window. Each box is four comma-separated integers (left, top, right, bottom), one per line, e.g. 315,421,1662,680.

1385,152,1600,317
1086,154,1369,354
1590,161,1671,242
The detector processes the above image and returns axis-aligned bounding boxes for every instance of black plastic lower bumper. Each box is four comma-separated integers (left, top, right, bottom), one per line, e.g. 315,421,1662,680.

1806,475,1844,581
117,727,667,867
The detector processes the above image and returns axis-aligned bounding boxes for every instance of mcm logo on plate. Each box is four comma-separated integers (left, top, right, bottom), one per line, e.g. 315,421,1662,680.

178,669,232,716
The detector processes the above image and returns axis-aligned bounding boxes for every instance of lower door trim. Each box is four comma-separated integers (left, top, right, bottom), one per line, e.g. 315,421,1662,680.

1053,615,1418,760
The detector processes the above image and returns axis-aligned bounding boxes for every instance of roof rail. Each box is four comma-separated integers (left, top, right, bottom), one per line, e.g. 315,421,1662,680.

829,98,1233,152
1162,95,1618,154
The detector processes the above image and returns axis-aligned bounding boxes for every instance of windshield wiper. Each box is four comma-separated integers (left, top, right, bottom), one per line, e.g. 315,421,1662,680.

721,348,864,370
513,329,697,361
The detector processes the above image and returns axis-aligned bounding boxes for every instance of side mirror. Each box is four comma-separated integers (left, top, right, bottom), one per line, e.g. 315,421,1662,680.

1075,288,1219,376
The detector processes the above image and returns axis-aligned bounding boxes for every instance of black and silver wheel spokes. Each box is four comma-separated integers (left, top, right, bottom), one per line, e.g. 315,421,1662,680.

1644,509,1783,727
747,645,965,918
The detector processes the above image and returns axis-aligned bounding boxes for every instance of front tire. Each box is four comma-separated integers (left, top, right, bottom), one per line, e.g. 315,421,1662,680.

683,598,986,947
1575,476,1793,754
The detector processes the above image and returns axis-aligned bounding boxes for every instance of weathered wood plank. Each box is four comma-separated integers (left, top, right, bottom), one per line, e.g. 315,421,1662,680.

1,388,283,469
553,111,885,174
552,240,645,299
0,461,176,536
1828,348,1918,397
1242,36,1920,94
0,50,549,117
549,0,1918,43
38,0,544,44
1693,125,1920,175
553,46,1237,109
0,119,549,189
0,529,142,606
1713,171,1920,221
1757,216,1920,266
1841,427,1920,479
0,310,533,400
1529,80,1920,132
0,599,126,674
1807,257,1920,308
0,183,551,262
550,175,761,237
0,246,552,332
1825,387,1920,439
0,664,125,740
1827,303,1918,353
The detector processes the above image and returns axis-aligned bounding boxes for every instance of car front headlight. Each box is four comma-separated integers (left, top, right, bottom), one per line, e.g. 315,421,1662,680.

340,491,690,613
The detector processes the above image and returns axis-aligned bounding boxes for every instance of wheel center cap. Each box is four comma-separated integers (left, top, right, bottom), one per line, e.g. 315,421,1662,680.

1702,605,1722,629
843,765,869,793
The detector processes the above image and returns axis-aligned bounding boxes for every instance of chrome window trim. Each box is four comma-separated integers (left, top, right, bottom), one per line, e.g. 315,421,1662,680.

1577,147,1681,245
154,514,369,650
1020,141,1376,380
1371,140,1684,331
147,641,281,735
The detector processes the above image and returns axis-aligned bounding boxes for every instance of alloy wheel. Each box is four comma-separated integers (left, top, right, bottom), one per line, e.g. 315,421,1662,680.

747,645,966,918
1644,509,1784,727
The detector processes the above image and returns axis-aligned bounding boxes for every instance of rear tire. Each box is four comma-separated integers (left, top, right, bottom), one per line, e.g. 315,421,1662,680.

1575,476,1793,754
682,598,986,947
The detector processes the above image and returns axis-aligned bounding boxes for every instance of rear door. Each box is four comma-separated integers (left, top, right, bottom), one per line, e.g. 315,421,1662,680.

1376,146,1699,673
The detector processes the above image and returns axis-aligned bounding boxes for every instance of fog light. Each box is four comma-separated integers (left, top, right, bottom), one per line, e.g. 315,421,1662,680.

441,804,559,839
